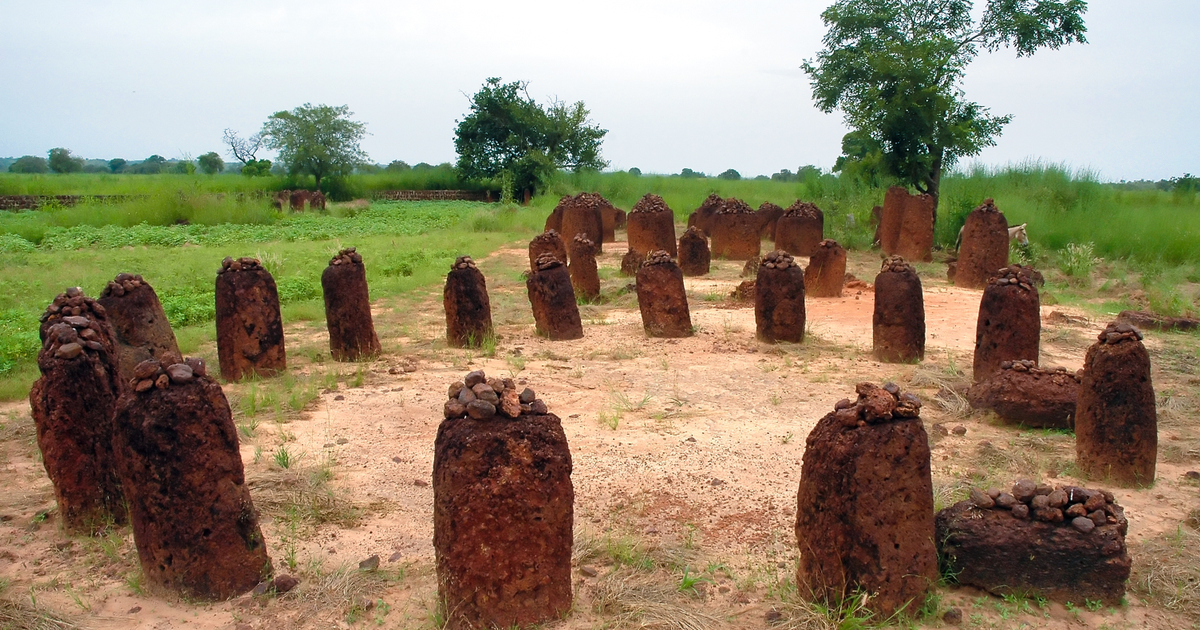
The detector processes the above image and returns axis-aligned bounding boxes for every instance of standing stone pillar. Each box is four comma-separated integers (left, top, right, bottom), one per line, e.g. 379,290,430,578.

755,251,806,343
98,273,181,383
526,254,583,340
973,265,1040,382
756,202,784,240
635,251,692,338
775,202,824,256
709,198,761,260
880,186,935,262
30,289,126,533
322,247,381,361
435,371,573,630
600,206,625,243
568,234,601,302
872,257,925,363
1075,323,1157,487
559,193,607,253
956,199,1010,288
686,194,723,235
215,256,286,381
628,194,678,257
113,357,271,600
444,256,494,348
528,230,568,272
795,383,936,618
804,239,847,297
678,226,711,276
620,249,643,277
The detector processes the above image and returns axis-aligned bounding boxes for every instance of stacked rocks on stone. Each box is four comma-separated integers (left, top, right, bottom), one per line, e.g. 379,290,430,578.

955,198,1010,289
627,194,678,257
546,192,608,253
879,186,935,262
215,256,286,381
677,226,711,276
98,273,181,384
113,357,271,600
709,198,761,260
1075,322,1157,487
803,239,847,298
620,249,643,277
936,480,1130,604
526,254,583,340
435,370,573,629
444,256,494,348
795,383,936,618
973,265,1040,382
872,256,925,363
30,288,127,534
528,230,568,273
967,361,1080,428
755,251,805,343
774,201,824,257
756,202,784,240
686,193,723,236
635,250,692,338
568,234,601,301
322,247,381,361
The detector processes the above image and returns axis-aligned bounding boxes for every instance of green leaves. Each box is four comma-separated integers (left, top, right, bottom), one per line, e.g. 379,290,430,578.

261,104,369,190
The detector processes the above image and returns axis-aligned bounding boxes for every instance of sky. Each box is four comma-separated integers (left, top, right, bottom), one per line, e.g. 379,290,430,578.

1,0,1197,182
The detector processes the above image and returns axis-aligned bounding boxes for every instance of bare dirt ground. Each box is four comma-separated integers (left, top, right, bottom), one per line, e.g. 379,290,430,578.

2,231,1199,630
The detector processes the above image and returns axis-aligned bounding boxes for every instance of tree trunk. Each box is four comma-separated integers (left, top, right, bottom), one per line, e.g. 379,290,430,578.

925,147,943,228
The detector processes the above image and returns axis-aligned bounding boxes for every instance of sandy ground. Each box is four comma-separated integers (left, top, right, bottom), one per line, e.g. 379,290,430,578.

1,232,1198,630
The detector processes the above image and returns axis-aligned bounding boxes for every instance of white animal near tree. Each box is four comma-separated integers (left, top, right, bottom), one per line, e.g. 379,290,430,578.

955,223,1028,251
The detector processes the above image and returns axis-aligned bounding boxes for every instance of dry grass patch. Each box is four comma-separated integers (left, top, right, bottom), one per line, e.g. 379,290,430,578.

588,570,724,630
0,597,78,630
1131,521,1200,620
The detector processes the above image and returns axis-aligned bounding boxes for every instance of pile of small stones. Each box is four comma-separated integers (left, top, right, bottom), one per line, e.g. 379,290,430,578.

988,265,1037,291
560,192,612,211
217,256,263,274
880,255,914,274
999,359,1081,382
535,253,564,271
784,201,822,218
716,198,754,214
444,370,549,420
573,234,594,248
641,250,673,267
43,314,106,360
831,382,922,427
452,255,478,271
1097,321,1144,345
40,287,104,328
631,194,671,214
101,273,147,298
761,251,797,270
128,357,206,393
330,247,363,266
969,479,1123,533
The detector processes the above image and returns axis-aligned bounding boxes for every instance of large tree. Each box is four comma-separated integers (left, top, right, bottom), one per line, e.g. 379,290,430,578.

803,0,1088,213
454,78,607,199
9,155,49,173
47,148,84,174
261,104,369,190
197,152,225,175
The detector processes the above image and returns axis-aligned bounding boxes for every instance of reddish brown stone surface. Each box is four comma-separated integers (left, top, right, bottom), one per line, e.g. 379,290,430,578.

272,190,290,210
709,198,761,260
444,256,494,348
98,273,181,384
796,383,936,618
775,202,824,256
731,280,756,302
215,257,286,381
755,251,805,343
309,191,326,211
635,251,692,338
686,193,723,235
526,255,583,340
568,234,601,301
553,193,609,252
288,190,312,211
967,361,1079,429
600,206,625,243
804,239,847,298
880,187,935,262
936,484,1130,605
620,249,643,277
956,199,1010,288
1076,323,1157,487
678,226,711,276
113,359,270,600
528,230,568,272
756,202,784,240
1116,309,1199,333
322,247,381,361
872,257,925,363
973,265,1040,382
628,194,677,257
30,289,126,534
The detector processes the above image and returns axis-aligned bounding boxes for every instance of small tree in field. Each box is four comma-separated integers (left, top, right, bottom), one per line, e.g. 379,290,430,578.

48,148,84,174
197,152,225,174
108,158,127,173
804,0,1088,217
9,156,48,173
261,104,369,190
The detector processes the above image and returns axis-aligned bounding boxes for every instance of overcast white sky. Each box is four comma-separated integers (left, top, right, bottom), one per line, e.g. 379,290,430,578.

1,1,1197,181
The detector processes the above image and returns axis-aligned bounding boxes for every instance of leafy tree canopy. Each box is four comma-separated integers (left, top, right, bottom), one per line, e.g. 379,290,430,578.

679,168,705,179
385,160,411,172
628,167,642,176
108,158,127,173
261,104,369,190
718,169,742,181
803,0,1088,211
454,78,607,198
9,155,48,174
47,148,84,174
197,152,225,174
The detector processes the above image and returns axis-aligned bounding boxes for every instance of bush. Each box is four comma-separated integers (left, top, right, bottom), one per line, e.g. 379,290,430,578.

9,155,48,174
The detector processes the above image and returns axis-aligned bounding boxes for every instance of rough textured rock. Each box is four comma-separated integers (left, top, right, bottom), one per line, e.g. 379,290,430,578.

775,202,824,256
804,239,847,298
1116,309,1199,333
635,251,692,338
709,198,761,260
795,383,936,618
568,234,601,302
686,193,723,236
215,257,286,381
973,265,1040,382
322,247,381,361
756,202,785,240
526,255,583,340
880,187,935,262
967,361,1079,428
528,230,568,272
755,251,806,343
678,226,711,276
113,360,270,600
550,193,608,253
872,257,925,362
98,273,181,383
600,206,625,243
434,375,573,630
1076,322,1157,487
620,249,643,277
628,194,677,257
955,199,1010,289
444,256,494,348
936,486,1130,605
731,280,756,302
30,290,126,534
